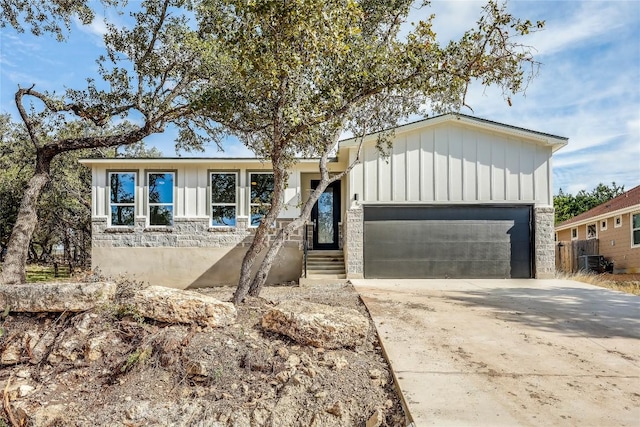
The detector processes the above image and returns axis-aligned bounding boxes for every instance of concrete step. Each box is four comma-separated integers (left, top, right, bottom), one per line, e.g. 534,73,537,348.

308,271,346,276
307,264,343,269
307,250,343,256
307,260,344,265
299,277,349,286
306,265,345,271
305,273,346,278
303,250,346,281
307,261,345,267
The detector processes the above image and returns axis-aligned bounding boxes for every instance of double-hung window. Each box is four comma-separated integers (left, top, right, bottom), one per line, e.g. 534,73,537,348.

632,213,640,247
148,172,174,226
211,172,237,227
109,172,136,226
249,172,274,226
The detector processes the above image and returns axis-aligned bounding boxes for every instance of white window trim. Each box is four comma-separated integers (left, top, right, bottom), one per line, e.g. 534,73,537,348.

248,171,274,228
632,212,640,248
210,171,238,227
571,227,578,240
614,215,622,228
586,223,597,240
600,219,608,231
108,171,137,227
147,171,175,227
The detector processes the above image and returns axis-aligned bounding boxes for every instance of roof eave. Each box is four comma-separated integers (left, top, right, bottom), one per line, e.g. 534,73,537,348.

555,204,640,231
339,113,568,151
79,157,338,165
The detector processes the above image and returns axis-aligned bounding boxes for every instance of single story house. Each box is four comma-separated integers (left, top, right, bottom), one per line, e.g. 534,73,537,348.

555,185,640,273
80,113,567,289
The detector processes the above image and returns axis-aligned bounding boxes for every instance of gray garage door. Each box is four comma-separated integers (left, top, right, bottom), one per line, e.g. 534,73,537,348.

364,205,532,279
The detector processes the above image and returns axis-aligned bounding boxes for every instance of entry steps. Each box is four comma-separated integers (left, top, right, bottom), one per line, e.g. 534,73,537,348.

299,250,348,285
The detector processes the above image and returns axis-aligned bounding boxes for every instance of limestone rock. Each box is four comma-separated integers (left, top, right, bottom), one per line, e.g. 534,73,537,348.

366,408,384,427
128,286,236,327
18,384,35,397
186,360,209,377
326,401,343,417
1,338,23,365
261,300,369,349
369,368,382,379
0,282,116,312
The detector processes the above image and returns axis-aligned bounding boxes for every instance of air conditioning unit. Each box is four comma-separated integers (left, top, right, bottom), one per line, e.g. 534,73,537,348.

578,255,612,273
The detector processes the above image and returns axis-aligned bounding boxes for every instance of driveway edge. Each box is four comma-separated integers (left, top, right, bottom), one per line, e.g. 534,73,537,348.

355,284,416,427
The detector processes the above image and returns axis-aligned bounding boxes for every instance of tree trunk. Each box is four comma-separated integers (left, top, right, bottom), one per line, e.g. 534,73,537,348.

232,166,287,304
248,179,332,297
1,166,51,285
233,226,269,304
248,217,302,297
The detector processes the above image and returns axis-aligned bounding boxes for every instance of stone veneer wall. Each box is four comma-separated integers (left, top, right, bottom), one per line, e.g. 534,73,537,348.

91,217,305,288
534,206,556,279
344,207,364,278
92,217,304,249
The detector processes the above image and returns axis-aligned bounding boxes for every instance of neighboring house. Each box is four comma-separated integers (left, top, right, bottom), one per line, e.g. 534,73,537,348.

80,113,567,289
555,185,640,273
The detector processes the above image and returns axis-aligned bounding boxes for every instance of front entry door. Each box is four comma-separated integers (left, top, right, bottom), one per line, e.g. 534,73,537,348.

311,180,341,250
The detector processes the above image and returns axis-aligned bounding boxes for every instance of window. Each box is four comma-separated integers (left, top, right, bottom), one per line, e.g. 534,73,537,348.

148,172,174,226
109,172,136,226
633,213,640,247
211,172,237,226
615,215,622,228
571,228,577,240
586,223,597,240
249,172,274,226
601,219,607,231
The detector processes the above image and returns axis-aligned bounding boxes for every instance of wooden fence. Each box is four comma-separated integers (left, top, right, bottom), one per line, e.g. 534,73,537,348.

555,239,599,273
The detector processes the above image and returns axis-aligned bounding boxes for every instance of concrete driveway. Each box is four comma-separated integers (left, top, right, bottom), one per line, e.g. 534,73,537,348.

351,279,640,427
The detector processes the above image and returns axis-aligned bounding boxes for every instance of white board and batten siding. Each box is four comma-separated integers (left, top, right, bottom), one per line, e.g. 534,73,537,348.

85,160,302,220
348,121,558,207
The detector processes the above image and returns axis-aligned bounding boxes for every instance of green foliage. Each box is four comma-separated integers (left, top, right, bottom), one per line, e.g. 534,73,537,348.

0,114,162,266
121,346,153,373
24,264,71,282
554,182,625,224
0,0,121,41
192,0,543,162
109,304,146,324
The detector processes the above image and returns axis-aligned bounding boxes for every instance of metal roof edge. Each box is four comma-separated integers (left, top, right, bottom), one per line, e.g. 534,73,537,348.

339,113,568,151
79,157,337,164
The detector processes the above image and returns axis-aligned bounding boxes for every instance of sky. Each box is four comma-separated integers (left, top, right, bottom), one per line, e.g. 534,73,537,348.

1,0,639,195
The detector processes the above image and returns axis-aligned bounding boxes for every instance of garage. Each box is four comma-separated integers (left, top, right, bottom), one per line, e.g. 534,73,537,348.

363,205,532,279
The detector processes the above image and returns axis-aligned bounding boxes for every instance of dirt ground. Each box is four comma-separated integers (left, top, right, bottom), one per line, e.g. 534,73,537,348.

0,283,406,427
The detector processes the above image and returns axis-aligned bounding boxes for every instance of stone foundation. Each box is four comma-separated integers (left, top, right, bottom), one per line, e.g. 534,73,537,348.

91,217,304,288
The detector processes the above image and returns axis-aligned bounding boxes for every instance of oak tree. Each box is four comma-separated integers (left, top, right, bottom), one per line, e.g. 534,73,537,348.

190,0,544,302
0,0,219,284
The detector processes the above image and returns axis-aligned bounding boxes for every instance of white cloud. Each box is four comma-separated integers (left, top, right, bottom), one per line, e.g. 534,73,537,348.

438,0,640,194
523,1,633,56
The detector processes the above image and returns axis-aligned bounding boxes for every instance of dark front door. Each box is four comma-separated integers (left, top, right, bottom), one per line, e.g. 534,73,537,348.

311,180,341,250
